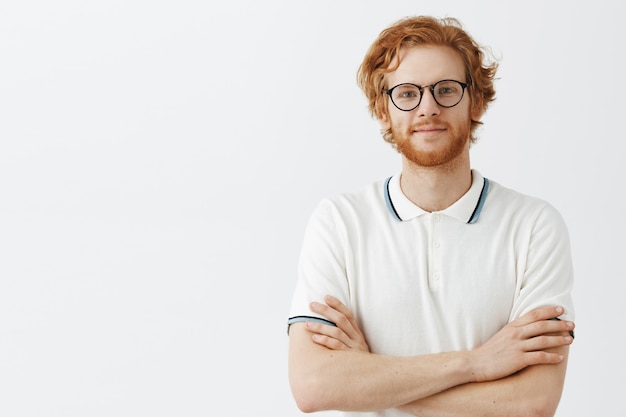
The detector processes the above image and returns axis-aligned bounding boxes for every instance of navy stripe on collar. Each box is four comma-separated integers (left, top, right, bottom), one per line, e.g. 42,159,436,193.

384,176,490,224
384,176,402,221
467,178,489,224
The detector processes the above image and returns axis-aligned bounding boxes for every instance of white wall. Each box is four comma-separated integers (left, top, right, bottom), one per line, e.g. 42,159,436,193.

1,0,623,415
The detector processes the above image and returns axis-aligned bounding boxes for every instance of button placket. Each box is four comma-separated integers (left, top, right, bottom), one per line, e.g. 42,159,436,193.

429,213,442,290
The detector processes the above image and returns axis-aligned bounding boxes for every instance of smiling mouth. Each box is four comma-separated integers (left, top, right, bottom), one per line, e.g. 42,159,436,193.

414,126,446,133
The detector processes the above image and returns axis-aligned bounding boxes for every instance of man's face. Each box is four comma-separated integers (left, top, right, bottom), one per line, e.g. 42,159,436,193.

381,45,479,167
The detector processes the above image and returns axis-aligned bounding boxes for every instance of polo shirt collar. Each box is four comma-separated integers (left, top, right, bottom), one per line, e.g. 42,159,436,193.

384,169,489,224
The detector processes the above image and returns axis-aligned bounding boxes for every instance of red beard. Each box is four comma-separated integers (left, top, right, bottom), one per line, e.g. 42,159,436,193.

392,119,471,167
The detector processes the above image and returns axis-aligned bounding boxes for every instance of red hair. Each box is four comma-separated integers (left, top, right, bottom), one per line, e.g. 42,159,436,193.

357,16,498,146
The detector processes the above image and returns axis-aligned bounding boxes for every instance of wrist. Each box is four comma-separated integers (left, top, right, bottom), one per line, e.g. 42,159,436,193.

463,349,483,383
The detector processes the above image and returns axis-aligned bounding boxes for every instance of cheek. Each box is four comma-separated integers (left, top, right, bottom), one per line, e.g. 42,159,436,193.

381,108,412,131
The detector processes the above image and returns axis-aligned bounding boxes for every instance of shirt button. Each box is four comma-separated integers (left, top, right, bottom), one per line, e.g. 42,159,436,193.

433,241,440,248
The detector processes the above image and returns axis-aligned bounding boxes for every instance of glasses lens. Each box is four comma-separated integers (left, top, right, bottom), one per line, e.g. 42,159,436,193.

391,84,421,111
433,81,464,107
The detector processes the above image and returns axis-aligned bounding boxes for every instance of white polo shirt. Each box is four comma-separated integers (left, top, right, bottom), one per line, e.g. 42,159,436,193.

288,170,574,358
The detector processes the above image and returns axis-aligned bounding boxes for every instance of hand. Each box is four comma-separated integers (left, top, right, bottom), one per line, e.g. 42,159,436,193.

470,306,575,382
306,295,370,352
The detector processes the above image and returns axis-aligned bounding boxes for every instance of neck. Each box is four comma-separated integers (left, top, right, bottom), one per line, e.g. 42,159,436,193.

399,155,472,212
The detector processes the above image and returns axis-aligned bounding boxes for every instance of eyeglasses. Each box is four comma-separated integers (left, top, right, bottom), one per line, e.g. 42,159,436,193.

383,80,469,111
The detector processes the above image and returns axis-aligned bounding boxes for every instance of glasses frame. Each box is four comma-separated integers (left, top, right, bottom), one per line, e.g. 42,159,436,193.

383,80,469,111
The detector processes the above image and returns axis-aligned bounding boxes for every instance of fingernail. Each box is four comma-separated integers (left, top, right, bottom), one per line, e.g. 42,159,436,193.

311,302,319,309
555,306,563,314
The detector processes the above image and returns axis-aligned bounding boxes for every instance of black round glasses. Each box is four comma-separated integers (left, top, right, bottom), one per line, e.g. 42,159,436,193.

383,80,469,111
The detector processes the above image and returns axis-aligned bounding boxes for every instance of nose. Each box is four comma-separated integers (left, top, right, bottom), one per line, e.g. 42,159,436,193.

417,87,440,117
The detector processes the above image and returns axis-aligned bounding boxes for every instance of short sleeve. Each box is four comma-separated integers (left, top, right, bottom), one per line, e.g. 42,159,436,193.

287,199,351,333
509,203,575,323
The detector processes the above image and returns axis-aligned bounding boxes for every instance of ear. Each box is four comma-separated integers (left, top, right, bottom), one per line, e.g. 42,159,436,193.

470,101,484,122
378,112,391,130
376,100,391,130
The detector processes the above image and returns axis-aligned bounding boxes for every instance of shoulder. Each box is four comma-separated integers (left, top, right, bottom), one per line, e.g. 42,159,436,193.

487,179,559,212
485,178,569,229
312,177,390,219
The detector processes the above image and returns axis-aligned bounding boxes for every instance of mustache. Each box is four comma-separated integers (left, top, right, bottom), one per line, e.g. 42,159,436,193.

409,122,449,131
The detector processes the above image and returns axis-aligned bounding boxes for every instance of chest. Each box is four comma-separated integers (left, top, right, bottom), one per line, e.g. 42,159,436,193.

343,215,527,354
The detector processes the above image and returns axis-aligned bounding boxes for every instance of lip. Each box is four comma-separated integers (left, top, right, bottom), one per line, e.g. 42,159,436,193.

413,125,446,133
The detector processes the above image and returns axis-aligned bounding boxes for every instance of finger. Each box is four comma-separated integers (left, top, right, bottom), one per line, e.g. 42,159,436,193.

513,306,568,326
310,301,358,336
324,295,354,320
323,295,363,339
522,350,566,366
522,334,574,352
521,318,575,339
306,320,353,348
311,333,349,350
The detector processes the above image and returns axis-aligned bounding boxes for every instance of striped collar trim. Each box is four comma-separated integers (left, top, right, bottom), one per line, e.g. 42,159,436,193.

384,170,489,224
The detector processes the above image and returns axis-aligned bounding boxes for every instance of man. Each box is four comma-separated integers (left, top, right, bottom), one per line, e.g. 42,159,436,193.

287,16,574,417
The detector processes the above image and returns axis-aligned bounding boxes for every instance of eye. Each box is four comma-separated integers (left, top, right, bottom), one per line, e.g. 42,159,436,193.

400,91,418,98
393,86,420,100
434,81,460,97
436,86,457,96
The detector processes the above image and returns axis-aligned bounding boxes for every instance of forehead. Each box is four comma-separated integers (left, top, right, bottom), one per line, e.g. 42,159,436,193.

386,45,466,86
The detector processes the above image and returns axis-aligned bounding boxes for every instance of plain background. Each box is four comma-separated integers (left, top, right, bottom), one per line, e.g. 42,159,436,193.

1,0,623,416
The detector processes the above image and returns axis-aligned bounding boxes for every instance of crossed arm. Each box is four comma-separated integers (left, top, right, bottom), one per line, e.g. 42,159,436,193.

288,295,574,416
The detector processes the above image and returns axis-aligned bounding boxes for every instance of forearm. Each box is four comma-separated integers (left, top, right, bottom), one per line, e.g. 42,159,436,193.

290,302,574,414
288,323,477,413
398,346,569,417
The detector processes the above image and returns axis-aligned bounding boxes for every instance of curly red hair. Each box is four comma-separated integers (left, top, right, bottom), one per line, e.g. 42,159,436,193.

357,16,498,146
